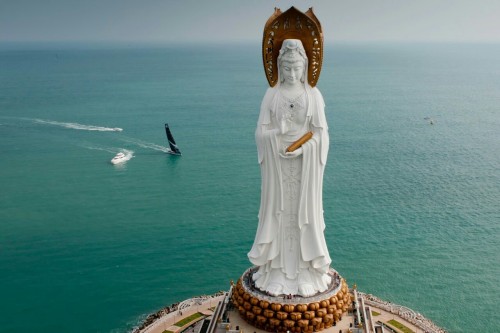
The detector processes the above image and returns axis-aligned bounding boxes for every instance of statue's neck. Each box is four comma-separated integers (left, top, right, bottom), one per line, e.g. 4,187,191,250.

280,82,305,99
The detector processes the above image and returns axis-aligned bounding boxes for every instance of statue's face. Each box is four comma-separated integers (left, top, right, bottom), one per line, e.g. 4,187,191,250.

280,60,305,86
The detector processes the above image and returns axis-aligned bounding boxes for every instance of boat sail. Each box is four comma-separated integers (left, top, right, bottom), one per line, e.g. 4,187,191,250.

165,123,181,156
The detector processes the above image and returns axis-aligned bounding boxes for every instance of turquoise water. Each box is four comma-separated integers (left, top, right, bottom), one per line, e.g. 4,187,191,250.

0,42,499,333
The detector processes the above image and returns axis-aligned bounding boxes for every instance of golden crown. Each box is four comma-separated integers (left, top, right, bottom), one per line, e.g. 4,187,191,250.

262,6,324,87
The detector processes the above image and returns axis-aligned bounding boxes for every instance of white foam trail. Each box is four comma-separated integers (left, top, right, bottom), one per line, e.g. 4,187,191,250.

120,137,171,153
80,144,117,154
33,118,123,132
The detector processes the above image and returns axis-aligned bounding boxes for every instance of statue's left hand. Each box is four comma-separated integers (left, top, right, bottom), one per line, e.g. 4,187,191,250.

280,147,303,159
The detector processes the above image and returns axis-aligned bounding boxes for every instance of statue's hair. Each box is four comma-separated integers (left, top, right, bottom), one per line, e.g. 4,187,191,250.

279,51,306,64
278,40,307,63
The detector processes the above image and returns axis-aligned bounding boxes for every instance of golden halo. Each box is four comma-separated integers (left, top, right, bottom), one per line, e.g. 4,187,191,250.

262,6,324,87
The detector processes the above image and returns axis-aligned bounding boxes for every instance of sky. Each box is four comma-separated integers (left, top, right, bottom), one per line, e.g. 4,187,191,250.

1,0,499,43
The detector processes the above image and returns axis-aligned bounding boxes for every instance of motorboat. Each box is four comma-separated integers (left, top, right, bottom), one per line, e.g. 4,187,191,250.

111,152,127,165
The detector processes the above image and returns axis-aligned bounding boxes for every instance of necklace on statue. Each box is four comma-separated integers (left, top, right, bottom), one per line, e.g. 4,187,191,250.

284,92,304,120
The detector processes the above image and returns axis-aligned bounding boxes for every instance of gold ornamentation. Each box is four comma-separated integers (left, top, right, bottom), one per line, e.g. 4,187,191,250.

232,276,352,333
286,131,313,153
262,7,324,87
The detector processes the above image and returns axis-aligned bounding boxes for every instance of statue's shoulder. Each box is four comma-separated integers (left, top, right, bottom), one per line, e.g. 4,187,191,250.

264,87,279,98
261,87,279,108
310,86,323,97
309,86,325,106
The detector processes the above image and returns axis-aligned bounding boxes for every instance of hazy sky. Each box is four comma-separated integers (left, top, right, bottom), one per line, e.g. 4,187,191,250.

1,0,499,43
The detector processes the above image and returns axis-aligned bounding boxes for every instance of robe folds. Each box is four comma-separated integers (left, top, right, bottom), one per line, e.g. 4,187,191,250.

248,85,331,277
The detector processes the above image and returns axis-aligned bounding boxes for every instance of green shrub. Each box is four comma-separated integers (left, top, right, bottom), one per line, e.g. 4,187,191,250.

175,312,204,327
387,319,415,333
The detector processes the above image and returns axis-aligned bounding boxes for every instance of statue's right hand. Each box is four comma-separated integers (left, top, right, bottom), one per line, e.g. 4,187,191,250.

281,147,303,158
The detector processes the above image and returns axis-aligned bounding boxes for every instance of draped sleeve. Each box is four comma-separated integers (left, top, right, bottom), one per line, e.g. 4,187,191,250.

256,87,279,163
309,87,329,165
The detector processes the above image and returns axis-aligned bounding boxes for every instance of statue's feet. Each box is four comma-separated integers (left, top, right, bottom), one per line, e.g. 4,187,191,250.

297,269,317,297
267,283,283,296
322,274,332,286
253,271,262,281
298,283,316,297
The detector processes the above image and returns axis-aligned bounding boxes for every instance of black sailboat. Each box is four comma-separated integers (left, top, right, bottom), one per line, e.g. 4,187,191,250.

165,123,181,156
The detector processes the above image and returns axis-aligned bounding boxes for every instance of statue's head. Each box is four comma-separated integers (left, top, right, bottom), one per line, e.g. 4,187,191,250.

278,39,308,85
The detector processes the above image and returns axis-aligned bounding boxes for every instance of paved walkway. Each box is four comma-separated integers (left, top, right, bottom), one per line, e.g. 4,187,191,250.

140,293,440,333
141,295,225,333
368,306,422,333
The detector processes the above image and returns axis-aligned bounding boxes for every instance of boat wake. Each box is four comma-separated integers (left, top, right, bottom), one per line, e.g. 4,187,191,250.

80,144,119,154
119,137,171,153
33,118,123,132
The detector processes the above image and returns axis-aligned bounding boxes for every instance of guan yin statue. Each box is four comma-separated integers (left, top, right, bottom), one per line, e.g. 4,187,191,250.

249,35,331,300
232,7,352,333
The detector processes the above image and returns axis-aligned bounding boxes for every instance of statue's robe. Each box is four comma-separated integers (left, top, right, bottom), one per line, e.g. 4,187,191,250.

248,85,331,290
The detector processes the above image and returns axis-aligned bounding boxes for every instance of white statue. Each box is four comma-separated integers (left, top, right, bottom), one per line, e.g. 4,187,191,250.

248,39,332,297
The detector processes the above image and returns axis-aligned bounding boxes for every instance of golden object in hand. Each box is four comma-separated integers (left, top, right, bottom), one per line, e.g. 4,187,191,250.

286,132,313,152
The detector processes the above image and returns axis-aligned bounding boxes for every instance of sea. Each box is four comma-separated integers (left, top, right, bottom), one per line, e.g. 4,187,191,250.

0,41,498,333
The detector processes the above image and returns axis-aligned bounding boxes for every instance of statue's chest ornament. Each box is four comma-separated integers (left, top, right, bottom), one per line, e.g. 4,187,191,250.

280,92,305,122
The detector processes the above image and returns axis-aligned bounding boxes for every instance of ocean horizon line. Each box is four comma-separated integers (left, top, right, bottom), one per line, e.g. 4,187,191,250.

1,39,500,50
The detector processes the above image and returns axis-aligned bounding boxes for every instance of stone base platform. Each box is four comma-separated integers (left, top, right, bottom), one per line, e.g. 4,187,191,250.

231,267,353,333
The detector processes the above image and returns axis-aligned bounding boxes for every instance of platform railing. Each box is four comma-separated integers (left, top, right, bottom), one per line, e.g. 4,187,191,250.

239,266,343,304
